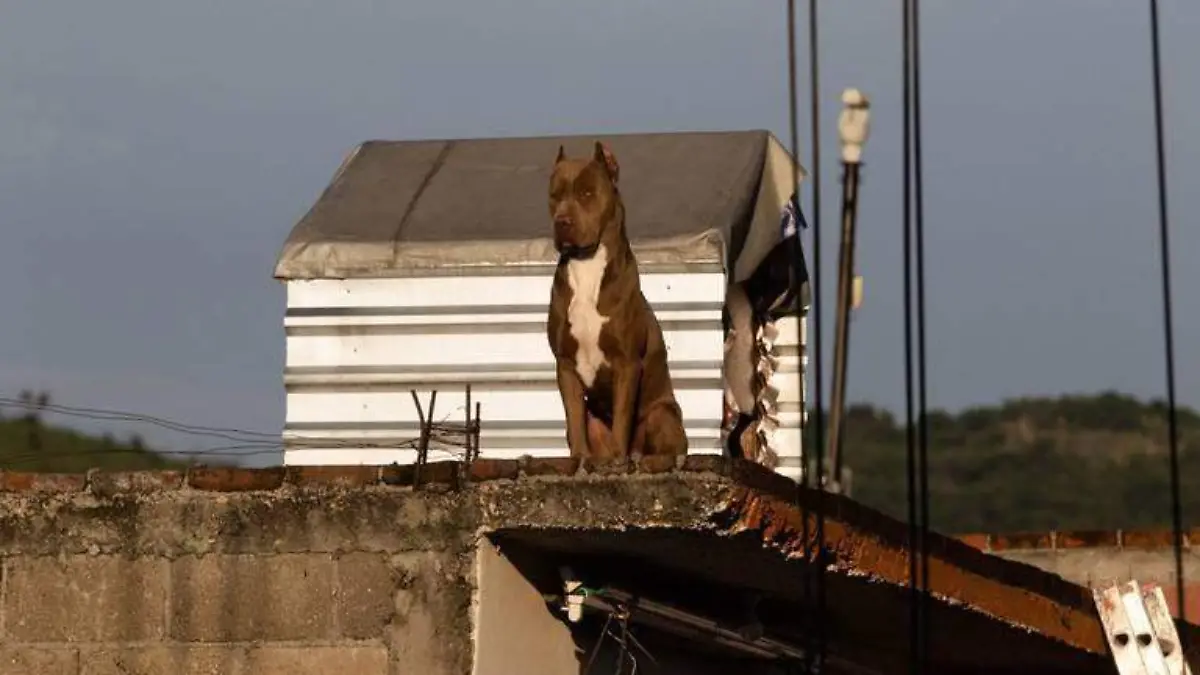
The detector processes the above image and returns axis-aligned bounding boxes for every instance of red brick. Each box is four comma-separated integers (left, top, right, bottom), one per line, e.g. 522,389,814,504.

635,454,677,474
522,457,579,476
285,465,379,488
0,471,86,493
419,461,461,488
988,532,1053,552
1121,530,1179,549
1055,530,1120,549
1157,583,1200,623
467,459,519,482
187,466,285,492
957,534,990,551
381,461,461,489
88,470,183,496
380,463,414,486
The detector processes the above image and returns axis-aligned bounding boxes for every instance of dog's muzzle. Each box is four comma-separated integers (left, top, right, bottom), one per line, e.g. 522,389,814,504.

557,241,601,261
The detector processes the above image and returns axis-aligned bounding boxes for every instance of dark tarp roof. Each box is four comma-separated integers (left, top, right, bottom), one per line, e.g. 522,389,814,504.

273,130,804,280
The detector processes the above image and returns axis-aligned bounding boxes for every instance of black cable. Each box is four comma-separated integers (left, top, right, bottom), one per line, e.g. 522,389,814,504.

900,1,922,674
0,397,278,441
806,0,829,670
0,438,473,469
911,0,932,667
1147,0,1187,633
784,4,814,672
785,2,823,671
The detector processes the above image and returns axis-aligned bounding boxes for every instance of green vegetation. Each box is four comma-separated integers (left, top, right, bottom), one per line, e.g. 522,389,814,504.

826,391,1200,534
0,390,187,473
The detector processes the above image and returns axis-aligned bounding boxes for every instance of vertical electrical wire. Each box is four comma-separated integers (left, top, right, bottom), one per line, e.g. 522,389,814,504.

911,0,932,667
900,0,924,673
784,3,817,672
1147,0,1187,634
807,0,829,670
786,0,828,668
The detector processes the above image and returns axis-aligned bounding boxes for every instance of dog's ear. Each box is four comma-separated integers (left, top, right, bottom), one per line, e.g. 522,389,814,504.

555,144,566,165
593,141,619,184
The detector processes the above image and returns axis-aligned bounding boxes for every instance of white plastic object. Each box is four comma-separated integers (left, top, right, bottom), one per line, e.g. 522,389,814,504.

838,88,871,164
1094,580,1192,675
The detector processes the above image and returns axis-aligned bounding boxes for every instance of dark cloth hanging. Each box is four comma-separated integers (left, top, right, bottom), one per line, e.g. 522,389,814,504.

742,194,810,320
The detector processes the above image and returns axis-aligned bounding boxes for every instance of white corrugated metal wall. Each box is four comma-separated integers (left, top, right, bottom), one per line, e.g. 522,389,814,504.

282,267,805,479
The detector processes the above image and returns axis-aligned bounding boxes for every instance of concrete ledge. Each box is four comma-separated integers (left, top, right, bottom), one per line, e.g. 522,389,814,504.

0,457,1195,673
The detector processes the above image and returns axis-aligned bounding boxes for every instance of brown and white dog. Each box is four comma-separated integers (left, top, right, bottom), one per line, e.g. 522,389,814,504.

546,141,688,463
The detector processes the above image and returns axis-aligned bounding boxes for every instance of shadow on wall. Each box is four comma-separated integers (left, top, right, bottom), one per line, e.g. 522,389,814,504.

568,615,791,675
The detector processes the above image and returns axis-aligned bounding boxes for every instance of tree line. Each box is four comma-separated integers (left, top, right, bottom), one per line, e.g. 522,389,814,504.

824,391,1199,533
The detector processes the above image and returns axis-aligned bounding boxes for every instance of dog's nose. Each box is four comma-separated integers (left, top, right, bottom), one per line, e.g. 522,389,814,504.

554,215,573,230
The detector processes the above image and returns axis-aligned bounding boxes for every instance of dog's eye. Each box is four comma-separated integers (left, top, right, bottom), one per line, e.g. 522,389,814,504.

581,189,594,200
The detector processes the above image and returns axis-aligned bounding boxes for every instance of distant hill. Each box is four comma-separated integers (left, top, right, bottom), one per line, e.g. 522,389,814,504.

0,391,188,473
0,418,187,473
828,391,1200,533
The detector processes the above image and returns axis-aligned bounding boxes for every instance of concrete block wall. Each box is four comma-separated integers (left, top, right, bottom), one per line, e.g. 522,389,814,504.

0,465,479,675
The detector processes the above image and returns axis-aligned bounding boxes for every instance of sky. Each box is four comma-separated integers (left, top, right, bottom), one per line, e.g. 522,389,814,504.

1,0,1197,462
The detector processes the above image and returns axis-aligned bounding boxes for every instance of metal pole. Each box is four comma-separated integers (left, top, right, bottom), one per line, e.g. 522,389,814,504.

826,88,870,494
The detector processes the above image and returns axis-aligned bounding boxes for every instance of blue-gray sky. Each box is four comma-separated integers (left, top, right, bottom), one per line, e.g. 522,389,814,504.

1,0,1197,460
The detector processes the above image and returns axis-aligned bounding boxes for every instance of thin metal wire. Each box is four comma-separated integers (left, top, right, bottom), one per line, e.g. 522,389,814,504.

583,612,616,675
911,0,933,667
1147,0,1187,634
786,2,828,670
806,0,829,670
900,0,924,673
0,397,278,441
784,4,816,673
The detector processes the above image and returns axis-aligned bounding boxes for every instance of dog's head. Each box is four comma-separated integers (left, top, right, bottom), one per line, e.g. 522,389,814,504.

549,141,621,259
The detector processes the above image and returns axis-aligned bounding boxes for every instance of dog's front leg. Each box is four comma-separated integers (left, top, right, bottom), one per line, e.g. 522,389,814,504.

610,359,641,461
556,361,590,459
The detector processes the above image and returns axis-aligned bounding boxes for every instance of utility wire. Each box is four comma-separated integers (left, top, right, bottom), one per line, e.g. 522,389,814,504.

900,0,926,673
0,439,472,468
784,4,814,673
911,0,933,667
0,396,476,467
1146,0,1187,633
806,0,829,671
0,397,278,441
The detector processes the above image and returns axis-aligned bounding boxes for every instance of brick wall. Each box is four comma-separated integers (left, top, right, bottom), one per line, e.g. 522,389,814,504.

959,530,1200,621
0,465,480,675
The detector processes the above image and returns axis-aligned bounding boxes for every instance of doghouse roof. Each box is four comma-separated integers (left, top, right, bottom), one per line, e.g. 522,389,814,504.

273,130,805,280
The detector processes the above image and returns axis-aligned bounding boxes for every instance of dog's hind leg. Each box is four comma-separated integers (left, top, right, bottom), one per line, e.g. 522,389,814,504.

632,402,688,458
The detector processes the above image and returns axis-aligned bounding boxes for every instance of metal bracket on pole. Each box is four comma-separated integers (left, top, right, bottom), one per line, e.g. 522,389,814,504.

1094,580,1193,675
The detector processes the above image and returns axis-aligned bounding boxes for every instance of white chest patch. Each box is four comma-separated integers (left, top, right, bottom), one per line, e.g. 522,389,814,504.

566,244,610,388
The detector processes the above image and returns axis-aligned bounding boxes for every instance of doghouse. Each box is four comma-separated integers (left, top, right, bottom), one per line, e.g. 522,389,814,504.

273,131,811,480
